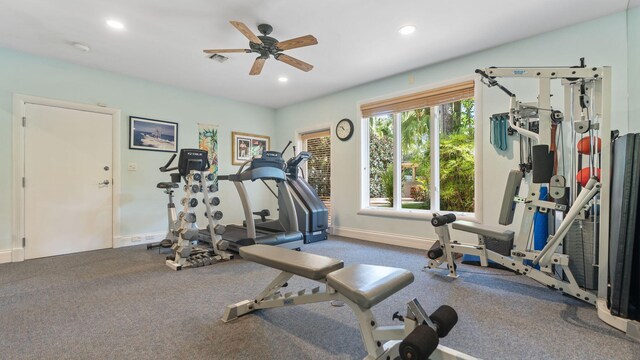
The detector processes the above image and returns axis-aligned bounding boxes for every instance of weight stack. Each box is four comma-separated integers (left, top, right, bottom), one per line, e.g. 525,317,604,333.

565,219,598,290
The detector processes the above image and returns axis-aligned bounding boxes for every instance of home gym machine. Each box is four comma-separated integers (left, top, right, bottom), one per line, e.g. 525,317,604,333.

216,148,304,252
425,59,640,340
159,149,233,270
224,245,476,360
250,141,329,243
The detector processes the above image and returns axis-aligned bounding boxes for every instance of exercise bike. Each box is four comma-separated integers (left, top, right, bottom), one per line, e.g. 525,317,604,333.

147,154,181,251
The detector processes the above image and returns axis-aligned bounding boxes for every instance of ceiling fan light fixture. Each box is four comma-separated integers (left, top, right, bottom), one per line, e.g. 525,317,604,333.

278,77,288,83
106,19,125,30
398,25,416,35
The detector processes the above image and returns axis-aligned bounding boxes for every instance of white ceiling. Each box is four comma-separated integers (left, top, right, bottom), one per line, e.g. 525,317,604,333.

0,0,632,108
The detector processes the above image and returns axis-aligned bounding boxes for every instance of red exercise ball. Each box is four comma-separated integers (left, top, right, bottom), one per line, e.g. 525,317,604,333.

576,167,601,187
577,137,602,155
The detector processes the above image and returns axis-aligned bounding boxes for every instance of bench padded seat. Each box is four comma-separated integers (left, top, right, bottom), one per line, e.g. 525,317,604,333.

326,264,414,309
452,221,514,242
239,245,343,280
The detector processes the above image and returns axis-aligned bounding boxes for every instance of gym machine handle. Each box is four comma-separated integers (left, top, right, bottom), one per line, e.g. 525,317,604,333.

431,213,457,227
281,140,292,156
475,69,516,97
160,154,178,172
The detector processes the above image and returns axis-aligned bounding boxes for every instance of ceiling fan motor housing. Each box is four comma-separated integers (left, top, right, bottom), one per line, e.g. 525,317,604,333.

250,36,280,58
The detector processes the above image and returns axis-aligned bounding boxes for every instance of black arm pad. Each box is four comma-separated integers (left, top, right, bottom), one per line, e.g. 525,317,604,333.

431,213,457,227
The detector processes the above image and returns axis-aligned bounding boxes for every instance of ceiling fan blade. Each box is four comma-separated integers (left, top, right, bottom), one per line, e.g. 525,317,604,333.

250,57,267,75
203,49,251,54
275,54,313,72
276,35,318,51
230,21,263,45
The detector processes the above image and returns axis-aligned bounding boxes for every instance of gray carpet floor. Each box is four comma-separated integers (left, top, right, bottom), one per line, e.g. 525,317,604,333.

1,236,639,360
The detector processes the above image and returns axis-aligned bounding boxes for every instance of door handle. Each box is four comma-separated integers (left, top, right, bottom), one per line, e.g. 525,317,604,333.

99,180,110,185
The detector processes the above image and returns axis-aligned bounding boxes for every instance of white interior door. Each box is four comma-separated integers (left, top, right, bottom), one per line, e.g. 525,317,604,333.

24,103,113,259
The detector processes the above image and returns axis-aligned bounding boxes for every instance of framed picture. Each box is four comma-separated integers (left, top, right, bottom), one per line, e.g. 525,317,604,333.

129,116,178,152
232,131,270,165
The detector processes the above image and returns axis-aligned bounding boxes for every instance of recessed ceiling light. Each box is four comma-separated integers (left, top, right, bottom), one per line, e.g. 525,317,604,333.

106,19,125,30
71,42,91,52
278,77,288,83
398,25,416,35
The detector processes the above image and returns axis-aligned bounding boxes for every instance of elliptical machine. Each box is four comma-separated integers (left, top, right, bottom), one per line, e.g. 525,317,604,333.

253,141,329,243
147,154,182,250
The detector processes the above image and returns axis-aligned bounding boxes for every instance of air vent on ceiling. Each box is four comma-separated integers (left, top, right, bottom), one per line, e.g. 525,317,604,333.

208,54,229,63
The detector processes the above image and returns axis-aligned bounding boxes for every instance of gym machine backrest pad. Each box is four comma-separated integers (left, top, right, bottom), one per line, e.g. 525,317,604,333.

498,170,523,226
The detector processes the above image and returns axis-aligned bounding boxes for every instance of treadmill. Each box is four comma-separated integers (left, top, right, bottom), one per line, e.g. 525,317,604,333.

217,150,304,252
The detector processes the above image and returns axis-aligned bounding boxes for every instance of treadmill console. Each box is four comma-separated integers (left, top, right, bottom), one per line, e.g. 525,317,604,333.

251,151,285,170
178,149,209,176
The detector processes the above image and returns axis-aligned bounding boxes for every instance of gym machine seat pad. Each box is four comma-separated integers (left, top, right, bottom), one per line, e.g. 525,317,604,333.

327,264,414,309
239,244,343,280
452,221,515,242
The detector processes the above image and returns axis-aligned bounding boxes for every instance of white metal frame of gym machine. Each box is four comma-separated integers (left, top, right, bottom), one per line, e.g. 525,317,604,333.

426,60,640,340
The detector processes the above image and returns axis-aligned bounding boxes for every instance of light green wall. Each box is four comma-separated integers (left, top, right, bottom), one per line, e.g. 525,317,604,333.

274,11,630,242
0,47,276,251
1,9,636,253
629,7,640,132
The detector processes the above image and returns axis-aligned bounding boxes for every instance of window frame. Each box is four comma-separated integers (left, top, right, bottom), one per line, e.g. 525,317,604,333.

358,75,483,222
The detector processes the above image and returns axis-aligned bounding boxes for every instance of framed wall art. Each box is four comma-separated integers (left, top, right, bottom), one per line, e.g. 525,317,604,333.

231,131,270,165
129,116,178,152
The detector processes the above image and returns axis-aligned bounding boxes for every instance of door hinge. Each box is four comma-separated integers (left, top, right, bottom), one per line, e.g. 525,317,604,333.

22,237,25,247
22,177,25,188
22,116,26,127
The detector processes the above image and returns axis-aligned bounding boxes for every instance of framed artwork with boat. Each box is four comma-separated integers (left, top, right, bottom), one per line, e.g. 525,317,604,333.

129,116,178,152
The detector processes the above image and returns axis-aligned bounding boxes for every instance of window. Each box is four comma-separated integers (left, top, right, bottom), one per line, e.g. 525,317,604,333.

301,130,332,224
361,80,478,216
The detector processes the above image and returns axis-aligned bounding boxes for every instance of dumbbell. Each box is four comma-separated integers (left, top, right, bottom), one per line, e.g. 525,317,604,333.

203,197,221,206
181,197,199,208
205,210,223,220
180,212,197,223
184,184,200,193
207,173,215,181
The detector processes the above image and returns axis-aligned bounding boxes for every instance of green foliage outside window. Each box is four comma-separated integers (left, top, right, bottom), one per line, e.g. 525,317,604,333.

369,98,475,213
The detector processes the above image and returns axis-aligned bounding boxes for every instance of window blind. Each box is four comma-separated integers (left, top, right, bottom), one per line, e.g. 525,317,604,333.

360,80,474,118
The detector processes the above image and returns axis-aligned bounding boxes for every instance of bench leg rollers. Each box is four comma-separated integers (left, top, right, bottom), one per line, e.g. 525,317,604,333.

427,241,444,260
429,305,458,338
399,324,439,360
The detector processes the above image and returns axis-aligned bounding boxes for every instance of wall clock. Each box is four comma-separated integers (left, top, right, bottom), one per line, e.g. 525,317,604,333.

336,118,354,141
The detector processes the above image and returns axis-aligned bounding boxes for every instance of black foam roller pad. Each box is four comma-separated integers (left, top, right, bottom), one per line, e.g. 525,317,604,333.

531,145,554,184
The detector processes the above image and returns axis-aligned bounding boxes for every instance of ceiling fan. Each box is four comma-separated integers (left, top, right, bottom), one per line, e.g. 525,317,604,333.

203,21,318,75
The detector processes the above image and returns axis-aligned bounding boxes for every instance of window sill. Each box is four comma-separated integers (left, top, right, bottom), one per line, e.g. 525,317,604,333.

357,207,479,223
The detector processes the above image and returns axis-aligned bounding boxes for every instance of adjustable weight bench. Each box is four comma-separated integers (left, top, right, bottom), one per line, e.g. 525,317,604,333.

224,245,475,360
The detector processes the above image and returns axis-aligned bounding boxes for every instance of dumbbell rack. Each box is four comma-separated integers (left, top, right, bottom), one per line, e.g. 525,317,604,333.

165,170,233,271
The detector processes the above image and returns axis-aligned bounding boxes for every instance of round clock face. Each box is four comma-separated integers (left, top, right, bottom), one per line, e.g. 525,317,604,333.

336,118,354,141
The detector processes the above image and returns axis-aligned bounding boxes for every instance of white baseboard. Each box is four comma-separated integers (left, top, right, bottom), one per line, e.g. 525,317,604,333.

331,226,437,250
0,250,12,264
12,248,24,262
113,231,166,248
